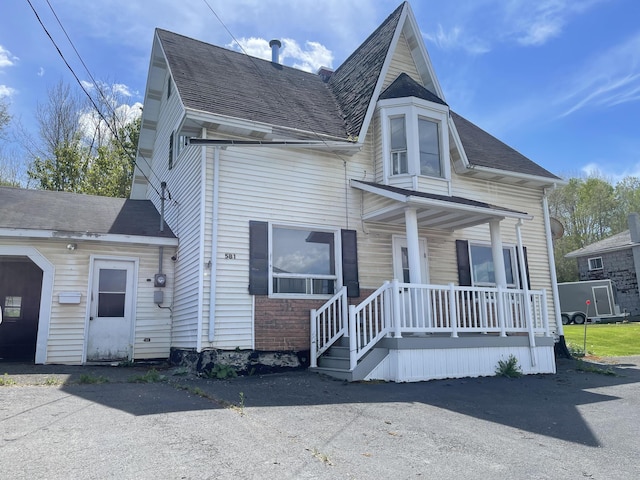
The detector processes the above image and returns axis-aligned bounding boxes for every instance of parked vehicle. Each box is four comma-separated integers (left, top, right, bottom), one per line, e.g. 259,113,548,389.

558,279,628,324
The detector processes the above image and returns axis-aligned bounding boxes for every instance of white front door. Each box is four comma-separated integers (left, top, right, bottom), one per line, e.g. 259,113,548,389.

87,259,135,362
392,236,428,284
392,236,429,329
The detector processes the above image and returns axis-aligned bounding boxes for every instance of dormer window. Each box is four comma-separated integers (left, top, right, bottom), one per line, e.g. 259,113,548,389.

390,116,408,174
418,117,441,177
379,97,450,183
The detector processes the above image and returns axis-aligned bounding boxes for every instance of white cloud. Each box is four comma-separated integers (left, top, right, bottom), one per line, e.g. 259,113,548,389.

424,24,489,54
0,85,15,98
81,80,94,91
228,37,333,72
112,83,134,97
423,0,602,54
0,45,18,68
558,33,640,117
282,39,333,72
37,67,45,77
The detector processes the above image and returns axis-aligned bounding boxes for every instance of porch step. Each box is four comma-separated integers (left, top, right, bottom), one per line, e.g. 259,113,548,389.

311,343,389,382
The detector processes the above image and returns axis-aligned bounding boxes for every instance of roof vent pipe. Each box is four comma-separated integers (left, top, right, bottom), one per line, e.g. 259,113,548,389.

269,39,282,64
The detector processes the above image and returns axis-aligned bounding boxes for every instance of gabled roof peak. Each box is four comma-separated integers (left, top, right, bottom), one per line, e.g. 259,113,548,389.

379,73,448,106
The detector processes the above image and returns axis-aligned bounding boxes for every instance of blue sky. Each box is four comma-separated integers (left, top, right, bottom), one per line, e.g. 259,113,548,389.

1,0,639,183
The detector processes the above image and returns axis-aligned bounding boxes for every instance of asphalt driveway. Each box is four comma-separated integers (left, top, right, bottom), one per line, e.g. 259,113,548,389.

1,357,639,479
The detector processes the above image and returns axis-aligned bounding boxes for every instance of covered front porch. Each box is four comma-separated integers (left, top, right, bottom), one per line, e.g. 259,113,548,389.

309,180,558,382
310,281,555,382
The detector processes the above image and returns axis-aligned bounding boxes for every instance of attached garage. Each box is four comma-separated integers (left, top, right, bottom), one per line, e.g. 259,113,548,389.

0,187,178,364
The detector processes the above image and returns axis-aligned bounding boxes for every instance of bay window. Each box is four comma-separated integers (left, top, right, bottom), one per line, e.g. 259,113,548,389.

380,97,449,182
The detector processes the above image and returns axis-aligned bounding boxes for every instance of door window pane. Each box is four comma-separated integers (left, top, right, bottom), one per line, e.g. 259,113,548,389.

98,269,126,317
3,296,22,319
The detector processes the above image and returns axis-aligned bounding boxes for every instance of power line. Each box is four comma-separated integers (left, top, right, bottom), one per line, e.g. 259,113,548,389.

26,0,162,197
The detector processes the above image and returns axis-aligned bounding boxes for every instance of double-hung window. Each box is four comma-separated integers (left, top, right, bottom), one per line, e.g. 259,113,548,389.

418,117,441,177
469,244,517,287
390,116,408,175
271,226,338,296
588,257,603,270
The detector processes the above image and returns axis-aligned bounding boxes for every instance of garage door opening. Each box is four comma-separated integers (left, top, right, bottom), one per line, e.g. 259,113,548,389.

0,257,44,361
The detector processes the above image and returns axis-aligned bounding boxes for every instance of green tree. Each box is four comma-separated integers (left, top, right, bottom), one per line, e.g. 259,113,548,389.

548,175,618,282
612,176,640,232
28,141,88,192
83,116,140,198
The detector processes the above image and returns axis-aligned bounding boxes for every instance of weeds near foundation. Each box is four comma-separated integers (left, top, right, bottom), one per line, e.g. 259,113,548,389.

79,373,110,384
202,363,237,380
117,359,135,367
574,359,618,376
128,368,165,383
495,355,523,378
0,373,16,386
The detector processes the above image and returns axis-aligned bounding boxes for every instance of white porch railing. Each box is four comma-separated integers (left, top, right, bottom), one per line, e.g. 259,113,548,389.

310,286,348,368
311,280,551,370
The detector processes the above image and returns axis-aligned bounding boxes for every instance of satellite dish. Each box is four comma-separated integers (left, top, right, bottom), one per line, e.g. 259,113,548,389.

550,217,565,240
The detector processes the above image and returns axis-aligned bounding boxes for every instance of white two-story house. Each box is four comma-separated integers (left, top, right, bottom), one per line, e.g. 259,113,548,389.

131,1,565,381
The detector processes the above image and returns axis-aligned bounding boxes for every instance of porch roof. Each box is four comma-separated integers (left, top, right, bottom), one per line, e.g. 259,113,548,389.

351,180,532,230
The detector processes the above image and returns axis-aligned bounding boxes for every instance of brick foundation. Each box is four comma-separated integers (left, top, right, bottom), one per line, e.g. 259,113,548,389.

254,289,375,351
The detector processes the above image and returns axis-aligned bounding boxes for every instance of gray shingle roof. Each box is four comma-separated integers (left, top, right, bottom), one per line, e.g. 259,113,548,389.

565,230,635,258
326,2,404,137
357,181,528,215
379,73,447,106
451,111,560,180
158,29,348,139
156,1,559,181
0,187,176,239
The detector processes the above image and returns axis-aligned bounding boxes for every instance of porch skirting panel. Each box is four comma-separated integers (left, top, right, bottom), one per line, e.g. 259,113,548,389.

364,337,556,383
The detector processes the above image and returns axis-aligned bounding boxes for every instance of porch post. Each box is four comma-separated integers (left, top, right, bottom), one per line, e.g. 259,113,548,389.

490,219,507,336
489,219,507,287
404,207,422,284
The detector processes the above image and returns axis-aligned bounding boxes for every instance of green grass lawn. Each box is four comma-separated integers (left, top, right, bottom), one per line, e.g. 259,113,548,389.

563,322,640,357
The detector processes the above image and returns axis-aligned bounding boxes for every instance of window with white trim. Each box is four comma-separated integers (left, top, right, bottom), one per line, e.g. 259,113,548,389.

588,257,603,271
380,97,450,182
469,244,517,287
271,226,338,296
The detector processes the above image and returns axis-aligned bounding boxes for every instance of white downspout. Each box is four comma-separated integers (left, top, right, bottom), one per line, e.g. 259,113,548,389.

208,147,221,342
516,219,537,366
196,127,207,353
542,188,564,337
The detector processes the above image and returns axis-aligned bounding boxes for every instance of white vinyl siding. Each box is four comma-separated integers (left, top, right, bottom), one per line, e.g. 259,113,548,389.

0,238,175,364
144,70,204,350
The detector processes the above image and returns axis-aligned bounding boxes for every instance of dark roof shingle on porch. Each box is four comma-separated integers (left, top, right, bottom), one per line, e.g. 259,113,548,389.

0,187,175,239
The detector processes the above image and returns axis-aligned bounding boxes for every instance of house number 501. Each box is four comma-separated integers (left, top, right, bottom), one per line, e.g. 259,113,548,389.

224,253,236,260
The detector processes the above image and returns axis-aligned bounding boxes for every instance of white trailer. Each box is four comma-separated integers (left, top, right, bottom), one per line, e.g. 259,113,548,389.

557,279,628,324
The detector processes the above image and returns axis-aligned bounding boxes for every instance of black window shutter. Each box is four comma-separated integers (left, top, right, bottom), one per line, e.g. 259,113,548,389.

341,229,360,298
456,240,472,286
249,221,269,295
517,246,531,289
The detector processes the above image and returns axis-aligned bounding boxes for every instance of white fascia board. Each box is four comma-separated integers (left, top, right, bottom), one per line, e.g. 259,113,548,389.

377,96,449,116
0,228,178,247
407,196,532,221
350,179,409,202
467,164,567,187
185,108,274,136
403,3,445,101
